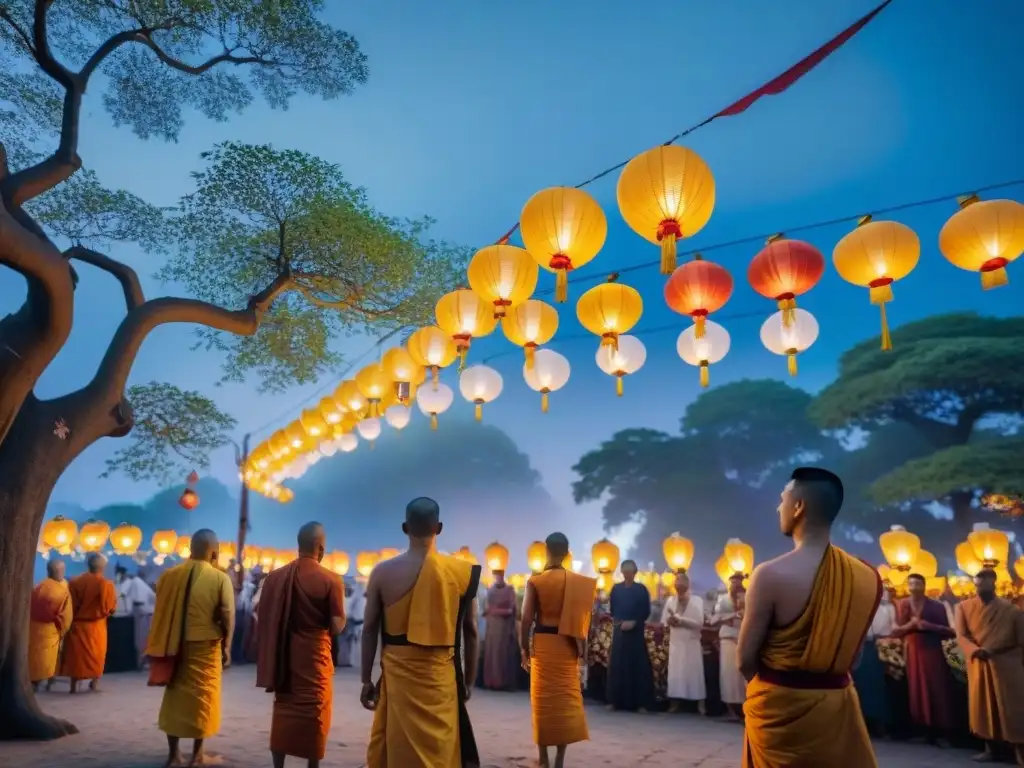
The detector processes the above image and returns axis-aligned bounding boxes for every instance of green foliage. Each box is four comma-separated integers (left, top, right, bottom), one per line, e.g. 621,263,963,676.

102,382,237,486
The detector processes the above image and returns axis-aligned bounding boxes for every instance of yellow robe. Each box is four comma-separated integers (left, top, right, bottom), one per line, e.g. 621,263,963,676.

28,578,72,683
743,545,881,768
366,551,480,768
149,561,234,739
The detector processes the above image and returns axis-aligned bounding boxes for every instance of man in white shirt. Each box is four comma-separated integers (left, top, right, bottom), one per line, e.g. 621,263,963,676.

115,566,155,668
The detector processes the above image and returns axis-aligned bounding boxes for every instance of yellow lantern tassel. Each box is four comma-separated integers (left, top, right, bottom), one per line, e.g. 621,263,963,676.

431,366,439,389
430,413,438,430
778,297,797,327
694,315,707,338
981,266,1009,290
615,376,624,397
541,391,549,413
787,351,798,377
660,233,677,275
878,303,892,351
555,271,568,303
458,346,467,371
699,362,710,388
474,402,483,421
869,283,893,304
525,344,536,370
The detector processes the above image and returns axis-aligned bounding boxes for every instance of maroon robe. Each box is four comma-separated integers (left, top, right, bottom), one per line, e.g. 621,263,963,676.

482,583,519,690
898,596,957,730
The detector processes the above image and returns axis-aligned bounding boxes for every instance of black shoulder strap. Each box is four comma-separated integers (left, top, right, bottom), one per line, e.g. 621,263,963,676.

454,563,481,767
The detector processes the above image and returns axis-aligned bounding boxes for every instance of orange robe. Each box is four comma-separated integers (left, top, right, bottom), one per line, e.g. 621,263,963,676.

743,545,881,768
528,568,597,747
256,557,344,761
59,572,117,680
28,578,73,682
956,596,1024,744
366,551,481,768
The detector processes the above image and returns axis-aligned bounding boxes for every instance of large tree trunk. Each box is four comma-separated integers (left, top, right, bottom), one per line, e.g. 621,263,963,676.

949,490,976,542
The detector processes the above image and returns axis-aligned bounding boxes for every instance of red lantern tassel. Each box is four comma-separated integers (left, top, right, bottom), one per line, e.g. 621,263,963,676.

615,376,624,397
699,362,710,388
430,413,438,430
787,350,798,377
541,391,550,413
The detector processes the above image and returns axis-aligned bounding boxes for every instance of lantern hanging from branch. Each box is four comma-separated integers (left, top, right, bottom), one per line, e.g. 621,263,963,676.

832,218,919,351
523,348,570,413
42,516,78,551
910,549,938,580
78,519,110,552
459,364,503,421
676,320,730,387
879,525,920,570
747,236,825,326
664,255,733,337
406,326,458,388
663,532,694,573
501,299,559,369
485,542,510,573
527,541,547,574
520,186,607,303
616,145,716,274
467,244,539,318
384,404,412,430
724,538,754,577
435,289,498,369
575,281,643,354
151,530,177,557
355,362,394,417
111,522,143,556
968,522,1009,567
591,538,620,574
595,334,646,396
415,381,454,430
299,407,329,440
939,196,1024,289
759,308,819,377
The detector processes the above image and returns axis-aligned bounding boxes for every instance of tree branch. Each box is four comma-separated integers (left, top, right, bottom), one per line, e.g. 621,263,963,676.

65,245,145,310
134,32,268,75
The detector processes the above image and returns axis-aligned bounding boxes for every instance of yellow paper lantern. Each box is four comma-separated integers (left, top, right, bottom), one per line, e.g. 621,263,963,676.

575,282,643,354
355,362,394,417
435,289,498,368
509,573,527,591
910,549,938,580
485,542,510,572
968,522,1009,567
259,548,275,570
110,522,142,556
925,576,947,597
151,530,177,556
453,546,478,565
595,573,611,592
527,541,547,574
277,487,295,504
939,197,1024,289
217,542,236,570
331,551,350,576
877,563,891,583
949,573,974,598
382,347,423,403
406,326,459,387
887,566,909,588
562,551,574,570
467,244,539,318
501,299,559,369
317,395,344,426
336,380,368,416
724,538,754,577
299,407,329,440
955,541,984,577
285,421,311,452
274,550,297,569
616,145,716,274
42,516,78,551
879,525,920,570
661,570,677,589
378,547,400,562
832,219,920,351
591,538,620,574
176,535,192,560
268,429,292,460
78,519,110,552
520,186,607,303
242,546,259,569
663,532,694,573
714,555,732,586
356,551,379,578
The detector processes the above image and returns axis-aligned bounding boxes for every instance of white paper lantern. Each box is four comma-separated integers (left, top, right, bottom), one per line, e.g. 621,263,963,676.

459,364,503,421
416,381,454,430
356,417,383,442
523,349,570,413
336,433,358,453
677,320,731,387
384,404,412,430
318,440,338,458
760,308,819,376
595,334,646,395
305,450,322,466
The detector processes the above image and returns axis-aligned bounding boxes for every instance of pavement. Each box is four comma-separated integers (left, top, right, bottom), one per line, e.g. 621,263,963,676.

0,667,980,767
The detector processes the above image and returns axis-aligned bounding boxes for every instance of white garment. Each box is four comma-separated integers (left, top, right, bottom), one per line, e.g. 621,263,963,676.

719,638,746,704
714,595,741,639
116,576,155,617
866,600,896,640
661,594,706,701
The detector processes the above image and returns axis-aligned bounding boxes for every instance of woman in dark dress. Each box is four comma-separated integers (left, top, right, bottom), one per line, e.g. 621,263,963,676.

606,560,654,711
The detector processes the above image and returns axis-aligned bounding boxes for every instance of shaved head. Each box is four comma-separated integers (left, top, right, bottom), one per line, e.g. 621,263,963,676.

297,521,326,559
47,558,65,580
403,497,441,539
86,553,106,574
545,532,569,561
190,529,219,561
791,467,844,525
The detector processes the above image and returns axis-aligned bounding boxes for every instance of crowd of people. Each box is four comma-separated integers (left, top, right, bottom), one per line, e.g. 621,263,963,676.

24,467,1024,767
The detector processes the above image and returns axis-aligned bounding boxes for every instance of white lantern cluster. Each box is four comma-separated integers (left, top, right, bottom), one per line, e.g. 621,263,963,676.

677,320,730,387
760,308,819,376
523,349,570,412
595,334,646,395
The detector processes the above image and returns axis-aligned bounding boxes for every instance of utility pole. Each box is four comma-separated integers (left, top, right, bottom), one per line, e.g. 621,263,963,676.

233,433,251,584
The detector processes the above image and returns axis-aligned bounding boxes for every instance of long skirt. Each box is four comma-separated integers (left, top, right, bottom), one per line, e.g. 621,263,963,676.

158,639,223,739
482,615,519,691
852,639,886,728
531,633,588,746
719,638,746,704
606,626,654,711
271,630,333,760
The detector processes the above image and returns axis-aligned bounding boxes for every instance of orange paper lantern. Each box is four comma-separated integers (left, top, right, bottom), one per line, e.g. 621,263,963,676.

78,519,110,552
663,255,733,337
939,197,1024,289
151,530,177,556
747,237,825,325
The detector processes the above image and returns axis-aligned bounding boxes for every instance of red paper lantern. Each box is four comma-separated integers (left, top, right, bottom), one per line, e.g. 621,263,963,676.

747,238,825,325
179,488,199,510
664,255,733,336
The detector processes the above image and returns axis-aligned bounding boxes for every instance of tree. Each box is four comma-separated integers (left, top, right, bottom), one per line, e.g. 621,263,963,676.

810,313,1024,536
0,3,465,739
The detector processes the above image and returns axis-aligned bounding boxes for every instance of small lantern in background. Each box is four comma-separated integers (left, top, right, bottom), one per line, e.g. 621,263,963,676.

176,535,192,559
110,522,143,556
723,538,754,577
595,334,646,396
939,196,1024,289
747,237,825,326
259,549,276,570
179,470,200,510
453,546,478,565
485,542,510,573
591,538,620,575
356,551,379,579
575,281,643,354
663,532,694,573
378,547,400,561
969,522,1009,567
759,308,819,377
151,530,177,557
406,325,459,388
879,525,921,571
78,519,110,552
42,515,78,551
501,299,559,369
677,320,730,387
415,382,454,431
355,362,394,418
434,289,499,368
384,404,412,431
331,551,350,576
664,255,733,338
714,555,732,586
467,243,539,319
527,541,547,574
217,542,236,570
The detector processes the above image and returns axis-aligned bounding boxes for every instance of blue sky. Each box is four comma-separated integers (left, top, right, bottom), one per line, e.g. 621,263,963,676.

6,0,1024,562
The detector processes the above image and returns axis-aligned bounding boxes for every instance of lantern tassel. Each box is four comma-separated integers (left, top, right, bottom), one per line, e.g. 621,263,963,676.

778,297,797,327
660,233,677,275
787,351,798,377
474,402,483,421
981,267,1009,290
878,302,893,351
525,344,536,369
555,271,568,303
458,347,467,372
431,366,439,389
615,376,624,397
694,315,707,338
699,362,710,388
541,391,549,413
430,413,438,431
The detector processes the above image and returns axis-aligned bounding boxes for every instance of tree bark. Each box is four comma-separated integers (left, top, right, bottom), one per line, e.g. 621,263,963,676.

949,490,976,541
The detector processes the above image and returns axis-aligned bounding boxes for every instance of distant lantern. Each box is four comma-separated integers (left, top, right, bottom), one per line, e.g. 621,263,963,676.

724,538,754,577
355,417,382,444
355,362,394,417
277,487,295,504
595,334,646,396
759,308,818,377
379,547,401,561
527,541,547,574
151,530,177,556
939,196,1024,289
382,347,423,403
218,542,236,570
968,522,1009,568
663,532,694,573
664,255,733,337
434,289,498,369
42,516,78,551
575,281,643,353
591,538,620,574
714,555,732,586
747,237,825,326
459,365,503,421
925,576,947,598
336,432,358,453
485,542,510,572
406,326,459,388
318,395,344,426
384,404,412,430
676,320,730,387
415,381,454,430
454,546,478,565
176,535,193,560
299,407,329,440
501,298,559,371
356,551,379,578
179,487,199,510
331,551,350,576
523,348,570,413
110,522,143,556
268,429,292,461
617,145,716,274
519,186,608,303
78,519,110,552
467,243,539,318
879,525,921,570
910,549,938,580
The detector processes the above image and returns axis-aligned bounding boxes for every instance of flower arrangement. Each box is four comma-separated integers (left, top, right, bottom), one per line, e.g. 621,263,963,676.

875,637,906,680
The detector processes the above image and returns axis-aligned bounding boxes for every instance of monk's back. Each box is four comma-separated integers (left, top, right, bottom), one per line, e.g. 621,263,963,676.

532,569,567,626
764,545,831,629
376,551,424,607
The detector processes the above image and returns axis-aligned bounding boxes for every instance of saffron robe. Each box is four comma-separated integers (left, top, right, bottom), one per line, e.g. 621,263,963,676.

529,568,596,747
742,545,881,768
59,572,117,679
956,596,1024,743
897,596,957,730
482,583,519,691
606,582,654,711
28,578,72,683
366,551,481,768
150,561,234,739
256,557,344,761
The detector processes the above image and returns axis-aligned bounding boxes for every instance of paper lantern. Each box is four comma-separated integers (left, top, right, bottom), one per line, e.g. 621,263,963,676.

217,542,236,570
523,348,570,413
379,547,401,561
318,439,338,458
382,347,423,403
336,380,368,416
415,381,454,430
877,563,891,583
267,429,291,461
910,549,938,580
242,546,259,569
176,535,192,559
969,522,1009,567
663,532,694,572
520,186,607,302
1015,555,1024,582
459,364,503,421
509,573,528,591
331,551,350,576
485,541,510,572
616,145,715,274
453,546,478,565
879,525,920,569
110,522,142,555
950,573,974,598
575,282,643,353
925,576,947,597
78,520,110,552
501,299,559,369
467,244,539,318
406,326,458,387
355,417,382,443
42,516,78,551
714,555,732,586
435,289,498,368
747,237,825,325
527,540,547,574
179,487,199,510
676,320,730,387
595,334,646,396
354,362,393,417
591,538,620,574
299,407,329,440
664,256,733,337
724,538,754,577
384,404,412,430
355,551,378,578
151,530,177,556
832,219,919,350
277,487,295,504
939,197,1024,289
760,308,818,376
318,396,344,426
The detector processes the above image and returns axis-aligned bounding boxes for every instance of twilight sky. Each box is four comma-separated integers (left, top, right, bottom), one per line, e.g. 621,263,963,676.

5,0,1023,560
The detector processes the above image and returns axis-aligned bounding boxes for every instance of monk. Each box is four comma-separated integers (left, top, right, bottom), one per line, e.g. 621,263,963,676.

148,529,235,767
257,522,346,768
60,553,117,692
738,467,881,768
520,532,597,768
363,497,481,768
29,558,73,691
955,568,1024,765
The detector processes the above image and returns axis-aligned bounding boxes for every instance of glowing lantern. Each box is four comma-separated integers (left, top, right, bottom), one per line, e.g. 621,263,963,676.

454,546,478,565
355,417,382,443
379,547,400,561
950,574,974,598
299,407,329,440
249,444,273,472
435,289,498,369
384,404,412,430
575,282,643,354
277,487,295,504
356,551,378,578
42,516,78,551
832,219,919,351
747,237,825,326
355,362,394,417
485,542,510,572
520,186,608,303
78,520,110,552
274,550,297,569
887,566,909,588
259,549,275,570
676,320,730,387
663,532,694,573
877,564,891,584
591,538,620,574
268,429,291,462
880,525,920,570
459,364,503,421
218,542,236,570
110,522,142,555
527,541,547,574
406,326,458,387
616,145,716,274
724,538,754,577
336,433,358,453
467,244,539,318
664,256,733,337
179,487,199,510
939,196,1024,289
562,552,574,570
318,440,338,458
523,349,570,413
760,308,818,376
501,299,559,370
151,530,177,557
242,546,259,569
334,381,366,417
1015,555,1024,581
176,535,192,559
955,541,983,577
969,522,1009,567
595,334,646,396
416,381,454,430
318,396,343,426
714,555,732,586
595,573,611,592
331,551,350,576
925,576,947,597
509,573,528,591
382,347,422,403
910,549,938,579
